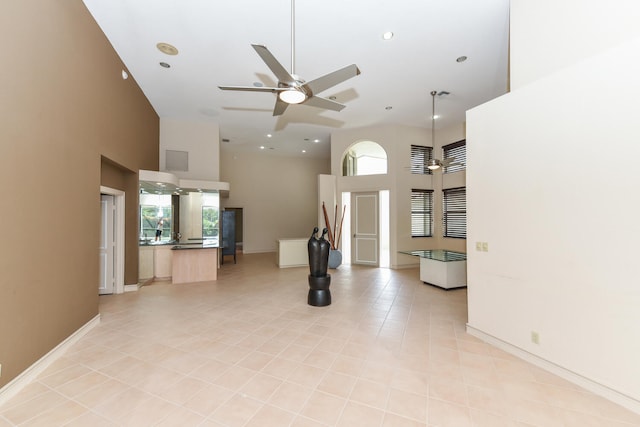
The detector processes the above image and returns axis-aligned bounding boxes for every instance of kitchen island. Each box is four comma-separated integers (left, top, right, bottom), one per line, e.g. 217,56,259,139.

171,242,219,284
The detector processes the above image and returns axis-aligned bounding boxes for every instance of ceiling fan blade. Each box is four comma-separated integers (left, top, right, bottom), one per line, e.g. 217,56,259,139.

303,96,346,112
252,44,296,85
218,85,283,92
304,64,361,95
273,97,289,116
441,157,456,166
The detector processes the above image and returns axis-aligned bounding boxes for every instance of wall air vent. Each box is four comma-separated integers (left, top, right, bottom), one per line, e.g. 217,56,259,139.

165,150,188,171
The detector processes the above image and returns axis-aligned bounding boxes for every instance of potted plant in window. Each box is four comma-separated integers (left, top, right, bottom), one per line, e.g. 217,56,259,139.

322,202,346,269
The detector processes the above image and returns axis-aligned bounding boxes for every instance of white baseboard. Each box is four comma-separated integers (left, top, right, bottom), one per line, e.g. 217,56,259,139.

125,283,142,292
466,324,640,415
0,314,101,407
242,249,275,255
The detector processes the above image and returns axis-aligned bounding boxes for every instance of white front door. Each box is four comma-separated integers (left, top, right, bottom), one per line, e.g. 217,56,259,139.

351,192,378,266
99,194,115,295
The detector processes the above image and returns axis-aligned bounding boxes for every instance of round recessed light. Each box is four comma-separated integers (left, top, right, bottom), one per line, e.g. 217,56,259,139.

121,70,128,80
267,134,272,138
456,55,468,63
159,62,171,68
314,139,320,143
156,42,179,55
260,146,265,150
302,150,306,153
382,31,394,40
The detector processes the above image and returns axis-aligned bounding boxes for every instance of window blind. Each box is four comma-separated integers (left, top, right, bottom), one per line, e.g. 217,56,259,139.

411,189,433,237
410,145,433,175
443,187,466,238
442,140,466,174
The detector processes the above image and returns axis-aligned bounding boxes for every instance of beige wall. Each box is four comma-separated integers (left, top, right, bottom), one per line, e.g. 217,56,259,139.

466,0,640,410
220,151,330,253
0,1,158,387
160,119,221,181
330,124,467,268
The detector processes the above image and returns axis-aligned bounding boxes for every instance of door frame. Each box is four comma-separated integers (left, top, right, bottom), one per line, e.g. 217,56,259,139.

100,186,125,294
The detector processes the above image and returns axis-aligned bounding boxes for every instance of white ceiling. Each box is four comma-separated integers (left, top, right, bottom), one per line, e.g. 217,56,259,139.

83,0,510,159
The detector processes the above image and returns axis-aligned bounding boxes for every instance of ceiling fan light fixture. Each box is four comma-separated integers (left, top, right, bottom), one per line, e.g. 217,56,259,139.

427,159,441,170
279,89,306,104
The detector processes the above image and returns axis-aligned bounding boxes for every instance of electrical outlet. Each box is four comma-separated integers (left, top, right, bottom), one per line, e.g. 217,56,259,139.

531,331,540,344
475,242,482,251
482,242,489,252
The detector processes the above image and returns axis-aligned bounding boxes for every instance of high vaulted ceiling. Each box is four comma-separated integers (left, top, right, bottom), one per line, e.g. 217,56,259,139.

83,0,510,159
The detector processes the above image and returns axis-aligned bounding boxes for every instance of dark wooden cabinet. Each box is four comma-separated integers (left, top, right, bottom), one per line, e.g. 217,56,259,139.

221,210,236,264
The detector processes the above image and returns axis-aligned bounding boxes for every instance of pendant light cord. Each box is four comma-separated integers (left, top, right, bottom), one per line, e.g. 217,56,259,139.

291,0,296,75
431,90,436,149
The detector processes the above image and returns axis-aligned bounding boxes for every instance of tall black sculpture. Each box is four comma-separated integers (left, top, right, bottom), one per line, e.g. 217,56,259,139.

307,227,331,306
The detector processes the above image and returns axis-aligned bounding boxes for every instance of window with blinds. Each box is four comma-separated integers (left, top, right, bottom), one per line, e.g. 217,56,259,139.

410,145,433,175
443,187,466,238
411,189,434,237
443,140,466,174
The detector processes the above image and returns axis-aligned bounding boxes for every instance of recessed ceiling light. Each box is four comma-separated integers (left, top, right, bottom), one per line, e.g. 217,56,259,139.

260,146,265,150
302,150,306,153
159,62,170,68
156,42,179,55
121,70,128,80
433,115,440,119
382,31,394,40
314,139,320,143
267,134,272,138
456,56,468,63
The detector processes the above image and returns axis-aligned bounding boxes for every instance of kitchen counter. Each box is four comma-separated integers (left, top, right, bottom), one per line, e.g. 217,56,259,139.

171,242,219,250
139,239,219,284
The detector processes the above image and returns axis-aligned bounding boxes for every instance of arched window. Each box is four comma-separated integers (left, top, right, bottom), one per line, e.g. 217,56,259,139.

342,141,388,176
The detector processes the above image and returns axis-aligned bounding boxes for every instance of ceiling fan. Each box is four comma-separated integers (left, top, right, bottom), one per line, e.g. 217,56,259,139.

218,0,360,116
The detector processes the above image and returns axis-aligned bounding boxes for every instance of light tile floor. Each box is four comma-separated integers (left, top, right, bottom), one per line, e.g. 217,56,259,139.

1,253,639,426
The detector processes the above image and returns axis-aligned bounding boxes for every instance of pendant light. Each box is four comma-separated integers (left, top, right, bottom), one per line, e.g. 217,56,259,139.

427,90,442,170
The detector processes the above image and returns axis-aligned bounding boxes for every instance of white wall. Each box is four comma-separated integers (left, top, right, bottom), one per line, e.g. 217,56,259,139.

331,123,466,268
510,0,640,89
220,150,330,253
466,1,640,409
160,118,220,181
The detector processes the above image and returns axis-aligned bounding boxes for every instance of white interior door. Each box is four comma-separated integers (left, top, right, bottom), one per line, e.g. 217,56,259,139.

99,194,115,295
351,192,378,266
